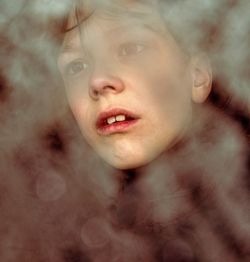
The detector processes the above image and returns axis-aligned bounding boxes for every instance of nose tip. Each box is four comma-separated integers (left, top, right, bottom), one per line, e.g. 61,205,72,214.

89,76,125,99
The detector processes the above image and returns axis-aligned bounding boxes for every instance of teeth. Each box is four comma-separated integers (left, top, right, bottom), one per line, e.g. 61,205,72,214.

106,115,126,125
116,115,126,122
107,116,116,125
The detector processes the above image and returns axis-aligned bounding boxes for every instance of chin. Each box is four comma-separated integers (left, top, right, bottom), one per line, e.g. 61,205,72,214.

110,161,143,170
97,141,163,170
105,153,155,170
110,161,140,170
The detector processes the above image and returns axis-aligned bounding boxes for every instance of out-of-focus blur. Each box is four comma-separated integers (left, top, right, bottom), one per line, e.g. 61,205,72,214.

0,0,249,261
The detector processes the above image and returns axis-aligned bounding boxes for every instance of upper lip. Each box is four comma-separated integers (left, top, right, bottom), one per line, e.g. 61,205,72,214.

96,108,140,129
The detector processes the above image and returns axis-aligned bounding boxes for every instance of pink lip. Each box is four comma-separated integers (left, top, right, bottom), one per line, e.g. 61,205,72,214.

96,108,140,135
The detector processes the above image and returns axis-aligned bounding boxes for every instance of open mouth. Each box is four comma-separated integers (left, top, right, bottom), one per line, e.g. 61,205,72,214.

96,108,139,135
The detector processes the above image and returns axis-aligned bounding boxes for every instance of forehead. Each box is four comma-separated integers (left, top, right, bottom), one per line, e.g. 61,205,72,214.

57,0,191,62
65,0,160,32
59,0,168,54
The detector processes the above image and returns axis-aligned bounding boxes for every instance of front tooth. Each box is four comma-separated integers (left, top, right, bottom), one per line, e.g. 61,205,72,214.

107,116,116,124
116,115,126,122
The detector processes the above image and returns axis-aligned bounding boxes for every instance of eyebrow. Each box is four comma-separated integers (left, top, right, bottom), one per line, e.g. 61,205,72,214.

59,23,162,55
60,40,82,54
107,23,162,37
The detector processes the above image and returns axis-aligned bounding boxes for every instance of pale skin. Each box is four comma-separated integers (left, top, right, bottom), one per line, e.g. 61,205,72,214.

57,1,212,170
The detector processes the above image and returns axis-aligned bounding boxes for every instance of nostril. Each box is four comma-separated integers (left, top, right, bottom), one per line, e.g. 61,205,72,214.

91,85,117,99
93,89,98,97
89,75,125,99
103,85,117,93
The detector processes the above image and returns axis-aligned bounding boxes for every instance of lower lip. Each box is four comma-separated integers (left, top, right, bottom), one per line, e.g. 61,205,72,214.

97,119,139,135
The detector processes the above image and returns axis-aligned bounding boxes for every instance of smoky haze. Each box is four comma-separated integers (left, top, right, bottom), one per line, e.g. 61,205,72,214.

0,0,250,261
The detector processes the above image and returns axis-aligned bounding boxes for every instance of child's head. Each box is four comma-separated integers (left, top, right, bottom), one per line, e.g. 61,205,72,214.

57,0,212,169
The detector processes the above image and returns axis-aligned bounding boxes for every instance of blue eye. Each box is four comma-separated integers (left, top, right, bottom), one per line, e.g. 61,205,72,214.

119,43,145,57
66,60,88,75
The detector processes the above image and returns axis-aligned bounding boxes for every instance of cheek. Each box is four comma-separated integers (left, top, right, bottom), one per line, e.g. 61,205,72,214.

139,49,190,91
141,65,191,110
64,77,89,102
140,63,193,139
67,97,94,137
63,79,90,123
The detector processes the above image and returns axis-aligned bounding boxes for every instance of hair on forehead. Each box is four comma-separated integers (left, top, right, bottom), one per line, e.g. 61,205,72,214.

65,0,157,32
65,0,93,32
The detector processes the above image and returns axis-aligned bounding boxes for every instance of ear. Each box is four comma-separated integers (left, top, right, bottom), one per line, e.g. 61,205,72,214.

191,53,212,104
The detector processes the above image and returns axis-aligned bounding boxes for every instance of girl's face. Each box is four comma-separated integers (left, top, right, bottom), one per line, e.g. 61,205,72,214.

58,2,209,169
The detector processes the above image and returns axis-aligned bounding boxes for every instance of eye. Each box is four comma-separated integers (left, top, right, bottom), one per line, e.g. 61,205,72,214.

118,43,145,57
65,60,88,76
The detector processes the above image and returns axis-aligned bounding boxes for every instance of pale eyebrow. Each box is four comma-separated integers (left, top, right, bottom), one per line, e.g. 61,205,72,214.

60,41,83,54
106,23,163,37
59,22,163,57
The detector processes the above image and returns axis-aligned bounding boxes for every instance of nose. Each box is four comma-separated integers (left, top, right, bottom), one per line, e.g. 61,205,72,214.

89,68,125,100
